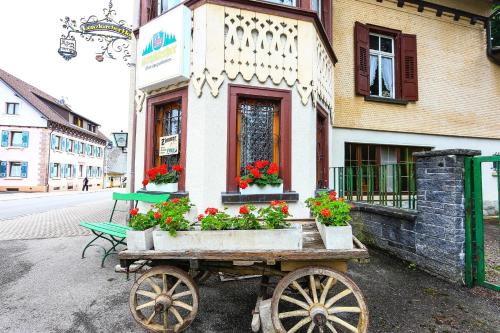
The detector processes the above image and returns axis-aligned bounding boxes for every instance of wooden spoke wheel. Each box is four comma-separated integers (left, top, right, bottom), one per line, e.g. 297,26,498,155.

271,267,368,333
129,266,199,333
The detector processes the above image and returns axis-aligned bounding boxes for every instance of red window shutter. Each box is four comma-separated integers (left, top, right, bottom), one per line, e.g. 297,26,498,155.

355,22,370,96
321,0,332,41
400,34,418,101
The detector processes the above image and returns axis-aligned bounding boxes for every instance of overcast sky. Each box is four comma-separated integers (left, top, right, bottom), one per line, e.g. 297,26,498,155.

0,0,134,139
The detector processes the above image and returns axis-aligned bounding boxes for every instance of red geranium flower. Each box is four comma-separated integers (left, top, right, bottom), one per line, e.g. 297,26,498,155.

154,212,162,219
315,201,321,206
255,160,269,169
251,168,261,179
150,174,156,181
162,202,169,207
235,176,241,183
239,205,250,215
142,179,149,187
321,208,331,217
205,207,219,215
173,164,183,172
165,217,173,225
239,180,249,189
197,214,205,221
267,162,279,175
245,164,253,171
281,205,289,215
130,208,139,216
159,164,168,175
329,191,337,201
172,198,180,204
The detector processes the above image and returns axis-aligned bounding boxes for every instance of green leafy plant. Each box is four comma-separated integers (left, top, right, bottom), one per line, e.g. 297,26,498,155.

305,191,352,227
199,208,236,230
237,160,282,189
258,200,291,229
128,208,159,231
236,205,261,230
143,164,183,186
156,197,193,236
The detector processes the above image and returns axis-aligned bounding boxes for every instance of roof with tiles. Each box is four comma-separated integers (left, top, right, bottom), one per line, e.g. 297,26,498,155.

0,68,108,142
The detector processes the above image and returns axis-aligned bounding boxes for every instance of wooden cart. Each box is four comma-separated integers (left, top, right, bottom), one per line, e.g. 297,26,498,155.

118,221,370,333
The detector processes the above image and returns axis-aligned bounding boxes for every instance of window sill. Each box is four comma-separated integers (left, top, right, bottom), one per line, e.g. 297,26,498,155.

364,96,408,105
4,177,22,180
221,192,299,204
6,146,25,150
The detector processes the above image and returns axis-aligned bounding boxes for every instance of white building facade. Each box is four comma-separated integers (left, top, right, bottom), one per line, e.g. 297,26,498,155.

0,68,107,192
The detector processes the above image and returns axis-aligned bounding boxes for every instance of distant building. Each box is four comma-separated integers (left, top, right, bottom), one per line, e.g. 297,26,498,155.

105,146,127,188
0,68,107,192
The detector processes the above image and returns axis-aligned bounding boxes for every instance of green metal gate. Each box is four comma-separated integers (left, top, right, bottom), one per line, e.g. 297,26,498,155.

465,156,500,291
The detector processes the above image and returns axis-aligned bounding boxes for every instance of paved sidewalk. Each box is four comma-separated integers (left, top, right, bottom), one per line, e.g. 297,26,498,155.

0,201,128,240
0,237,499,333
0,187,120,201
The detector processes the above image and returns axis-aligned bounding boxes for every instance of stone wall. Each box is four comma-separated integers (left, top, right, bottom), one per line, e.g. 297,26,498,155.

352,149,480,283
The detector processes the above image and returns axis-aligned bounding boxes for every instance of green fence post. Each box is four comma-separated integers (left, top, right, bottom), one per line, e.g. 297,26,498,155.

464,157,474,288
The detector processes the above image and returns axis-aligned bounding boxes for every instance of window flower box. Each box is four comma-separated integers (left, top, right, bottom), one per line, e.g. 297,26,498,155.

240,183,283,195
315,219,353,250
142,164,183,193
127,227,155,251
145,182,178,193
153,224,302,251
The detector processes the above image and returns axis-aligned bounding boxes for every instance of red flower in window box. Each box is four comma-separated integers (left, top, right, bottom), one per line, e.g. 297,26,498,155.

172,198,180,204
321,208,331,217
173,164,183,172
130,208,139,216
144,164,181,185
255,160,269,169
142,179,149,187
165,217,173,225
197,214,205,221
245,164,254,171
281,205,289,215
267,162,279,175
250,168,261,179
154,212,162,219
239,180,249,189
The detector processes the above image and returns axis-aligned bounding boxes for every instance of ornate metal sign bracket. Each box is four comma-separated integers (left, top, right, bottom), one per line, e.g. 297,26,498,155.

58,0,132,63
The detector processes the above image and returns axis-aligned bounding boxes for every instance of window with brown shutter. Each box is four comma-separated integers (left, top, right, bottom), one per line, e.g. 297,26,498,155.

400,34,418,101
355,22,370,96
355,22,418,102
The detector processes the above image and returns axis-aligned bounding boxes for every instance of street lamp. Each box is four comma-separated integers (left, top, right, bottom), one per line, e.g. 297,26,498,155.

112,130,128,152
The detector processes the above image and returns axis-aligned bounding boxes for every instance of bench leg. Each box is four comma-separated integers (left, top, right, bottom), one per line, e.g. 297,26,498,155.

81,234,106,259
101,237,127,268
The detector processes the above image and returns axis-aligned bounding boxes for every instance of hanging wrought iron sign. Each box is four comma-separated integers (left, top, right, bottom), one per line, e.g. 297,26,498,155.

58,0,132,62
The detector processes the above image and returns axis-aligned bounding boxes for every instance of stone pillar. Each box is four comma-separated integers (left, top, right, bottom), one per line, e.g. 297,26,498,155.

414,149,480,283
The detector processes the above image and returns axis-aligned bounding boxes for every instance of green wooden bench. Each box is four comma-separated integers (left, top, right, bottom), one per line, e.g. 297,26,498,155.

79,192,170,267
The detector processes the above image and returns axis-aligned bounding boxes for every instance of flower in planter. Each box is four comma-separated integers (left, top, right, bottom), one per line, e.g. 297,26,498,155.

197,214,204,222
205,207,219,215
239,205,250,215
305,191,352,227
144,164,183,185
130,208,139,216
237,160,283,189
142,179,149,187
129,210,158,231
154,211,162,220
155,197,193,236
258,201,291,229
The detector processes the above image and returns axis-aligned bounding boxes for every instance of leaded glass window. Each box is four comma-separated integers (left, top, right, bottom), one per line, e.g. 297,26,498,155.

154,101,182,169
237,98,280,176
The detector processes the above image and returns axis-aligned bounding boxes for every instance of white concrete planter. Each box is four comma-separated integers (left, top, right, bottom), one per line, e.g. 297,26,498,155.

127,227,155,251
153,223,302,251
146,182,178,193
315,219,353,250
240,183,283,195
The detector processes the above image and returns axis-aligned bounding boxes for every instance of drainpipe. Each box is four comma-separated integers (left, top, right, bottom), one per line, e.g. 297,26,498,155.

46,126,54,192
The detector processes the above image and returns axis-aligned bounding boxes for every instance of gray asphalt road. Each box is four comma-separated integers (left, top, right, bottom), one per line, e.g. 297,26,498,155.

0,191,114,220
0,237,499,333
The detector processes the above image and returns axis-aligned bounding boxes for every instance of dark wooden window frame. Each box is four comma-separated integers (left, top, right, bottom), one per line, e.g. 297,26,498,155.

144,87,188,191
227,85,291,193
316,104,329,189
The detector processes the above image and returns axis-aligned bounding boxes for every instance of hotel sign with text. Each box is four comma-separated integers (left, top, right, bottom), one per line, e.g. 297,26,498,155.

136,6,191,91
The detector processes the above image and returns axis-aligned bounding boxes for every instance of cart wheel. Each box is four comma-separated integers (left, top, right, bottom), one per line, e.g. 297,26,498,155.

129,265,199,333
271,267,368,333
